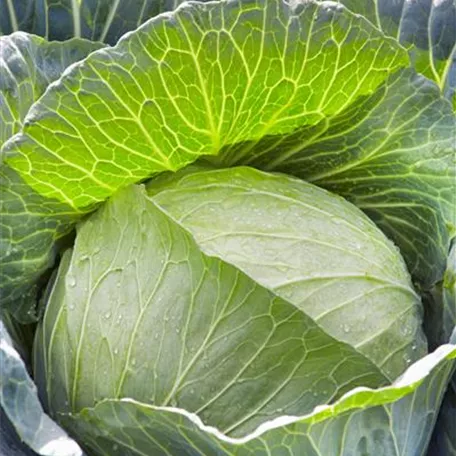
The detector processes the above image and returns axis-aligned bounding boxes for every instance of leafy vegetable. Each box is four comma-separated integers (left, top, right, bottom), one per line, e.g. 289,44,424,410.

33,174,450,454
0,1,455,455
34,181,391,428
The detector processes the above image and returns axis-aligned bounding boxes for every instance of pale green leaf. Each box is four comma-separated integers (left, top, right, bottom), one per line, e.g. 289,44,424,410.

62,344,456,456
34,183,396,440
147,166,427,379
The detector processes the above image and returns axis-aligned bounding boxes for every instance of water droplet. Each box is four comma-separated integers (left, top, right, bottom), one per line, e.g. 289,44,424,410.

67,276,76,287
131,359,137,366
154,333,159,340
190,389,195,395
104,311,111,319
114,348,119,355
68,304,75,311
176,328,181,334
343,324,350,333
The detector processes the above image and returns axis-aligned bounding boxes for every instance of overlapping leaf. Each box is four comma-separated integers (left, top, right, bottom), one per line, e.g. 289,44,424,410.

3,0,453,292
34,183,397,440
62,344,456,456
211,69,455,288
147,167,427,379
0,321,84,456
3,0,409,209
0,33,102,321
0,0,185,45
329,0,456,106
0,32,105,143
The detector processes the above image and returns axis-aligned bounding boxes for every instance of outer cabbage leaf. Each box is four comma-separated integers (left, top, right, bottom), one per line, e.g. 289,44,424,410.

61,344,456,456
147,167,427,379
329,0,456,106
0,33,103,321
0,0,186,45
34,183,395,440
0,32,105,144
0,164,80,322
3,0,409,209
209,69,456,289
0,320,84,456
